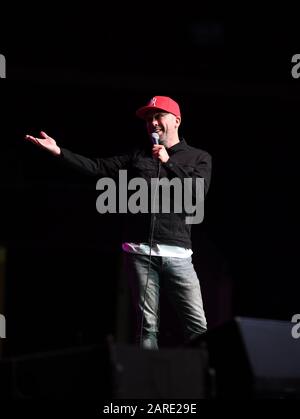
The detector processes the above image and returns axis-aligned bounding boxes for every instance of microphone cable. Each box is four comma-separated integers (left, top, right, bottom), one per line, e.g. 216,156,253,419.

139,134,161,348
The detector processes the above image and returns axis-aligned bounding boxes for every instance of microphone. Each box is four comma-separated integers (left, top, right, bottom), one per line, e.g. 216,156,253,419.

151,132,161,171
151,132,160,145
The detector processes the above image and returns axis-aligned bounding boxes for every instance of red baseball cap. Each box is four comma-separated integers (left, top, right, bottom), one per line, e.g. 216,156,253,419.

136,96,181,119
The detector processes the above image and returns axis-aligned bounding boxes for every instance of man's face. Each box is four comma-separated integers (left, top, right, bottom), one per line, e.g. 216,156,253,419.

145,111,180,146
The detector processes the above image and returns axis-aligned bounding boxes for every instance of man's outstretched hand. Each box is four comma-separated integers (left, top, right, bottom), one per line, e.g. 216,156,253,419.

25,131,61,156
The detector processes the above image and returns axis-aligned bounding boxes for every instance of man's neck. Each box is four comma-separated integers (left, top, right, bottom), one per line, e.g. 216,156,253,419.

164,135,180,149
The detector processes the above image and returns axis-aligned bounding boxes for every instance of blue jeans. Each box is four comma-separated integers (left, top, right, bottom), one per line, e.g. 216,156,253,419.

124,252,207,349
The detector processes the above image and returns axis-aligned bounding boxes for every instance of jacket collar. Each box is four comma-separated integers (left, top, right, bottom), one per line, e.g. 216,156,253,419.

167,138,188,155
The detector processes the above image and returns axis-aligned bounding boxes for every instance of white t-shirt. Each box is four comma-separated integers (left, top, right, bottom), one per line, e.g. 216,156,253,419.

122,242,192,258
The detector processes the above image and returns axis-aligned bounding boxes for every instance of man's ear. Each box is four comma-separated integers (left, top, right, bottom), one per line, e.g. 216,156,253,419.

175,116,181,129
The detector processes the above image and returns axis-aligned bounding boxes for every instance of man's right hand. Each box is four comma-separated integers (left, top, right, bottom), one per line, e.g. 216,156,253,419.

24,131,61,156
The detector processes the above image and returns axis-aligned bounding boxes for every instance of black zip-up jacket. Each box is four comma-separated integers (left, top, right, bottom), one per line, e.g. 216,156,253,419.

60,139,212,249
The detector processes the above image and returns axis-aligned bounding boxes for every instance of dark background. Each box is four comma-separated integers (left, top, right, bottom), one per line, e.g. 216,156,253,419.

1,11,299,356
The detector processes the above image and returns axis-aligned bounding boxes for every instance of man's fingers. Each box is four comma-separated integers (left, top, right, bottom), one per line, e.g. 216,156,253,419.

25,135,45,147
152,144,163,150
25,134,38,142
40,131,49,139
25,133,50,143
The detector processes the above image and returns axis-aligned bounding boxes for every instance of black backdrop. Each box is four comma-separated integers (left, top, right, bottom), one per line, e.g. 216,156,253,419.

1,15,299,355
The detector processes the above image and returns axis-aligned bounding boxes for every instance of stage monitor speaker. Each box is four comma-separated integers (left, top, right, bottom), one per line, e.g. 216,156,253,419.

0,343,112,400
189,317,300,399
110,342,210,399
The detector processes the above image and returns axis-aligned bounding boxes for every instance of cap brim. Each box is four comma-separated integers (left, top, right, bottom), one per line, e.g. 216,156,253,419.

136,106,170,119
